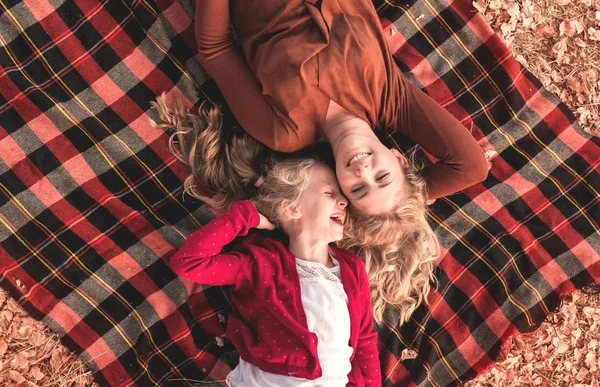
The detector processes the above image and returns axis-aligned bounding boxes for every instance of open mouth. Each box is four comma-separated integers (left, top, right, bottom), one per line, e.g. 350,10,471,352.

347,152,371,167
330,213,345,226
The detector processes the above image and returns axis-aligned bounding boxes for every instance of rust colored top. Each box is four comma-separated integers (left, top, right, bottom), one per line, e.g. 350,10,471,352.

194,0,489,199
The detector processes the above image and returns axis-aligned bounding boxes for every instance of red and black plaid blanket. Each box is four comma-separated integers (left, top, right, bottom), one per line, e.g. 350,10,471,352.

0,0,598,386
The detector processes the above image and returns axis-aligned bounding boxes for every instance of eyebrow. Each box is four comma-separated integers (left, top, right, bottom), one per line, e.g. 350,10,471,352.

357,180,393,200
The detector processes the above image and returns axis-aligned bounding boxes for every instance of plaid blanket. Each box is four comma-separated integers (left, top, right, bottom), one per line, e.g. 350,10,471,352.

0,0,598,386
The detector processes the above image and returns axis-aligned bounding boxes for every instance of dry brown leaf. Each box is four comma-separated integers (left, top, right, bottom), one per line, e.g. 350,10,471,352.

536,23,557,37
0,339,7,357
473,0,487,14
10,352,29,372
585,352,598,370
401,348,419,361
28,331,46,347
8,370,26,384
1,310,14,324
49,350,63,372
28,366,45,381
560,20,580,36
488,0,503,10
576,367,589,381
574,37,587,47
589,27,600,40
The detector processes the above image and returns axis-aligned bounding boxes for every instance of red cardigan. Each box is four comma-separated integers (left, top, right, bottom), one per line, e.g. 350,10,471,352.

170,200,382,386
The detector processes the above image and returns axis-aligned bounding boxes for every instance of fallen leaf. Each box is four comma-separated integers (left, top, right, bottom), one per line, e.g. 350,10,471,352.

567,78,585,93
574,37,587,47
401,348,418,361
585,352,597,370
589,27,600,41
552,38,569,64
473,0,487,13
538,57,552,72
0,339,7,357
50,350,63,372
557,341,569,353
536,23,556,38
547,83,561,95
560,20,578,36
583,69,598,83
29,366,45,381
488,0,503,10
8,370,26,384
10,352,29,372
576,367,589,382
29,331,46,347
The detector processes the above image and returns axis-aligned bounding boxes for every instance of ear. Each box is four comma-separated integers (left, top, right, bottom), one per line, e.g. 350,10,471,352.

281,199,302,220
391,148,409,168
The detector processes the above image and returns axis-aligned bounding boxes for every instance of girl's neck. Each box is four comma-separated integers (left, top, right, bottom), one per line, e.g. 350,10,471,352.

288,236,333,268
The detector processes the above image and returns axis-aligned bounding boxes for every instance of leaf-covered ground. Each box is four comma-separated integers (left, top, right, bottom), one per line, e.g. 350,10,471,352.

0,0,598,385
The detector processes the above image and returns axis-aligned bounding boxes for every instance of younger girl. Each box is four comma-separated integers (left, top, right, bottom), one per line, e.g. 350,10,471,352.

169,158,382,386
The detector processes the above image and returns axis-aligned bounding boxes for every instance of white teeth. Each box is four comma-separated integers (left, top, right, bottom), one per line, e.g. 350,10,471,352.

348,153,370,166
330,214,344,224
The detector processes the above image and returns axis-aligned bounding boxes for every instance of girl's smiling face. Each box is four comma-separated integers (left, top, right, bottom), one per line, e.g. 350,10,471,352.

290,163,348,243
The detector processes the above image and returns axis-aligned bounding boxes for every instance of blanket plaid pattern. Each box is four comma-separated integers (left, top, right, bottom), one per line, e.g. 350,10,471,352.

0,0,598,386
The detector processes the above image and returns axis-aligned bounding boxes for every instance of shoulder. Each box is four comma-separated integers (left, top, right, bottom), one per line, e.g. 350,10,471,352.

331,246,365,271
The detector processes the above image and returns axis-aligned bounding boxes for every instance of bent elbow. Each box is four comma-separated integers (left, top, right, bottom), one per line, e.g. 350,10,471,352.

471,152,489,184
453,152,488,187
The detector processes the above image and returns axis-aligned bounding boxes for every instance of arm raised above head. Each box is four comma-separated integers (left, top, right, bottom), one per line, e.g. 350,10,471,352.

169,200,259,286
392,76,488,200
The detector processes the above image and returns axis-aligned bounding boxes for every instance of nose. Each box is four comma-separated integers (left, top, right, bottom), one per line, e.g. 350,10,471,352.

355,164,368,177
338,197,348,208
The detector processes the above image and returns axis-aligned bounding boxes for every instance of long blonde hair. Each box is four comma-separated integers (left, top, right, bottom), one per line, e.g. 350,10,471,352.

151,95,440,326
336,163,440,326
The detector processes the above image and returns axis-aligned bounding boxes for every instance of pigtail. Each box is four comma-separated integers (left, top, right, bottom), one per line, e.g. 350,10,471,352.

150,93,265,211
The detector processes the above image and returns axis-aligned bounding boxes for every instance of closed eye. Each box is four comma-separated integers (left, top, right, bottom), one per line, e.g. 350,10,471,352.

377,173,390,181
354,181,394,200
351,186,363,194
351,173,390,194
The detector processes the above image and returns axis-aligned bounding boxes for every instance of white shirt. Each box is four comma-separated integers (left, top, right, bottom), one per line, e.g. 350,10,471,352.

226,254,353,386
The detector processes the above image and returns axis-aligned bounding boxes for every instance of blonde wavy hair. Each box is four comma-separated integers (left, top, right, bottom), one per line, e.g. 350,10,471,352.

336,162,440,326
151,94,440,326
150,94,323,229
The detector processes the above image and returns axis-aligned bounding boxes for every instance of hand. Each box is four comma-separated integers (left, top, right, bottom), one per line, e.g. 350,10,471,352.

256,213,276,230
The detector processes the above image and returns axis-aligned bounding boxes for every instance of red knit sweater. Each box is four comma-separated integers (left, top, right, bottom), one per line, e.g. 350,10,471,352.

170,200,382,385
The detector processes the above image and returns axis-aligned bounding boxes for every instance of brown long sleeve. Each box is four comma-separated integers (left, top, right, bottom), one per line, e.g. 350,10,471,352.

393,75,489,200
195,0,309,152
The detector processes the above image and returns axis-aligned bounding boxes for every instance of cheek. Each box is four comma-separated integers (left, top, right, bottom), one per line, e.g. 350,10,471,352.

336,175,352,194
